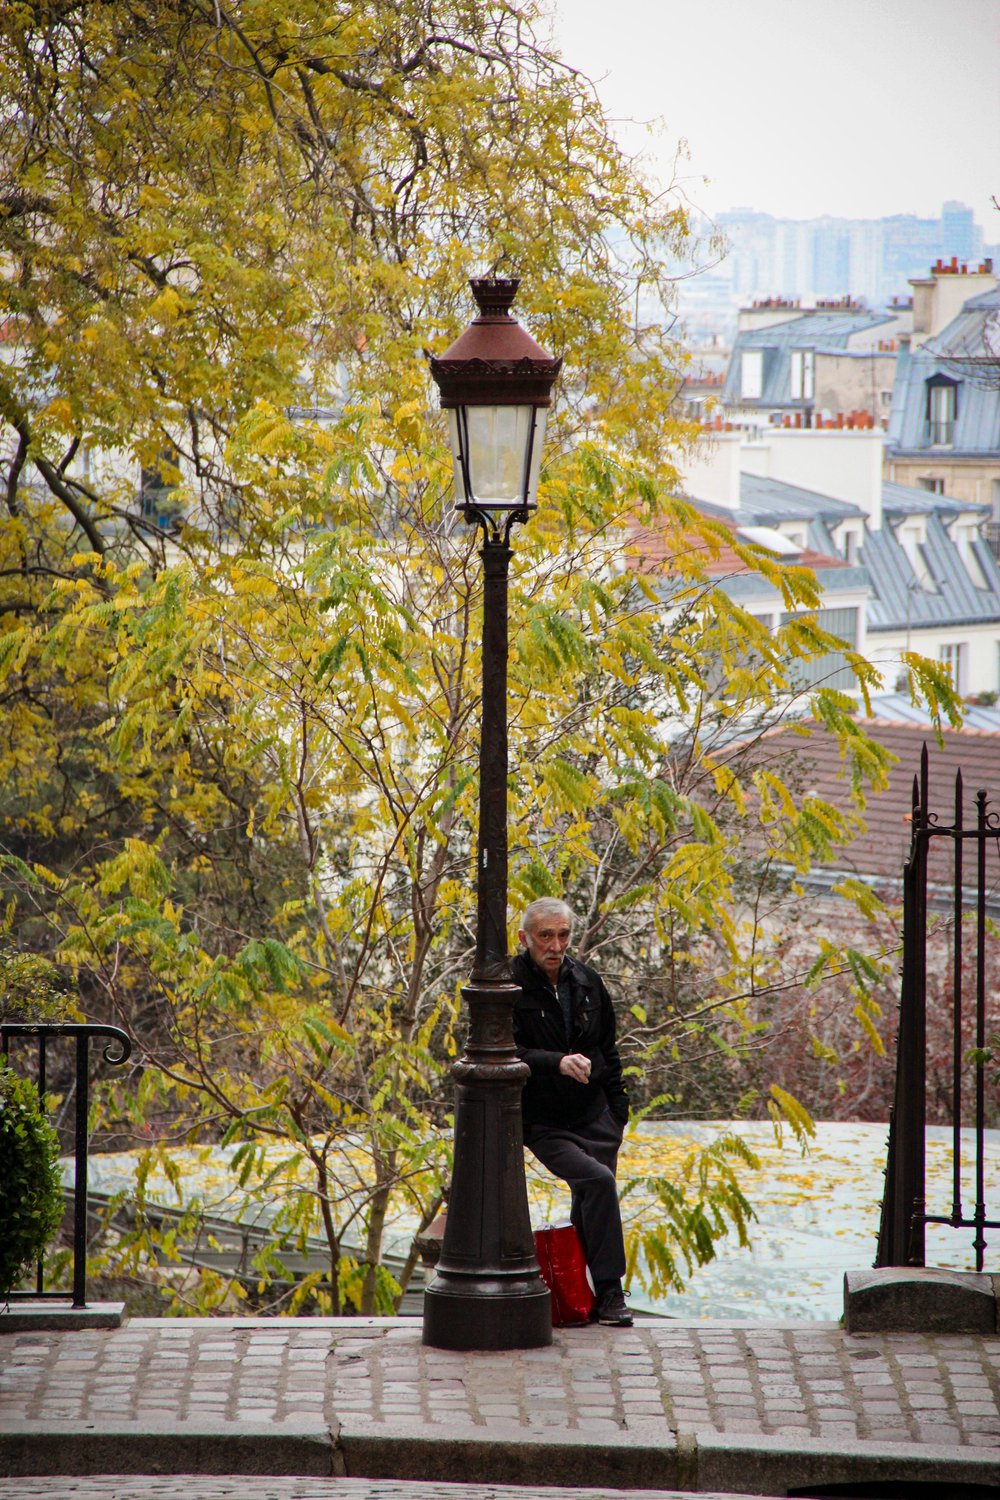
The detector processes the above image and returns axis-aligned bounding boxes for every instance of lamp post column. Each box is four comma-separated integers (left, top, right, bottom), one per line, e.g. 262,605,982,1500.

476,536,514,977
422,530,552,1350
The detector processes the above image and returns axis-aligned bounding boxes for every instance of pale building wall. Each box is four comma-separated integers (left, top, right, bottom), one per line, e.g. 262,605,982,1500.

867,620,1000,697
813,352,896,421
886,457,1000,511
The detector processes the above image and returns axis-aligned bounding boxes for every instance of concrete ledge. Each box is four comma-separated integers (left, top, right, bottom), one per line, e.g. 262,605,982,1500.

336,1414,681,1490
696,1430,1000,1495
0,1420,338,1478
0,1302,127,1332
4,1416,1000,1494
844,1266,996,1333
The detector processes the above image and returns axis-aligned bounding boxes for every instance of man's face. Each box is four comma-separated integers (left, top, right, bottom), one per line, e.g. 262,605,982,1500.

519,917,572,979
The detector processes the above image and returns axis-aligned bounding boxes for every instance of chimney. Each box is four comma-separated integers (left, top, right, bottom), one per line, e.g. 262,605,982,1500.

911,257,999,337
682,431,744,510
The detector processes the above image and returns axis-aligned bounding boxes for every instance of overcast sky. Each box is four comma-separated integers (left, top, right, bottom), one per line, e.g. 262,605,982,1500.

548,0,1000,227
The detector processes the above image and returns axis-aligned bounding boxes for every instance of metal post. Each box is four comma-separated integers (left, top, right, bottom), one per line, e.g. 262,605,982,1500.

73,1037,90,1307
950,770,963,1229
881,757,929,1266
973,790,988,1271
37,1034,47,1297
422,531,551,1350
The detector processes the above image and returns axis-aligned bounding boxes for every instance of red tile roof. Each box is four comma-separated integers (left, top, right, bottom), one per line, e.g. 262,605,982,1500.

626,514,846,580
730,719,1000,884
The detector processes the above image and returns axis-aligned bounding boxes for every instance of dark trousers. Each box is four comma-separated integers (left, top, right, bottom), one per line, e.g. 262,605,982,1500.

525,1107,625,1285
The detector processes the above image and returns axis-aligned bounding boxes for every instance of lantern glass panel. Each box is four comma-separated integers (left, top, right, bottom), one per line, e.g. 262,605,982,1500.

447,405,547,510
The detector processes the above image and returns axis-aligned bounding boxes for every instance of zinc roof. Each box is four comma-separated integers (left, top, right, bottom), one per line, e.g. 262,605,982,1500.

691,472,1000,630
881,481,987,517
738,472,863,524
723,310,895,407
863,512,1000,630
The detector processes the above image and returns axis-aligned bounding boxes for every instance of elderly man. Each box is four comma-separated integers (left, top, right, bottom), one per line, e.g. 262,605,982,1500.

511,897,632,1327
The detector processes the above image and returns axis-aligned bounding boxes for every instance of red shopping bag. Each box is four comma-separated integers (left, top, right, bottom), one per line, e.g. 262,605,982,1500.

533,1222,595,1327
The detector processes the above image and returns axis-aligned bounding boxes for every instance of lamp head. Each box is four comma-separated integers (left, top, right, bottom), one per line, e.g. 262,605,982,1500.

430,278,562,520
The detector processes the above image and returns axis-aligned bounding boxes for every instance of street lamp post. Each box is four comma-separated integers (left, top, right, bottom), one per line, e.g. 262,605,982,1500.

422,277,561,1351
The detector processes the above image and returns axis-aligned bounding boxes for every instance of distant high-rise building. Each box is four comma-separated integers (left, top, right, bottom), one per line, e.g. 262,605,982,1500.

940,201,980,264
702,203,989,315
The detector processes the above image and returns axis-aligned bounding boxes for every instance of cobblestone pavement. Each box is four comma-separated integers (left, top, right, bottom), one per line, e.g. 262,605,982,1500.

2,1316,999,1494
0,1479,773,1500
3,1317,1000,1447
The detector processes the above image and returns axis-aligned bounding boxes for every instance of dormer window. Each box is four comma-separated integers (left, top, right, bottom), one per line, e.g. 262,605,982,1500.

896,519,935,590
741,350,763,400
789,349,814,401
953,521,990,589
925,375,958,447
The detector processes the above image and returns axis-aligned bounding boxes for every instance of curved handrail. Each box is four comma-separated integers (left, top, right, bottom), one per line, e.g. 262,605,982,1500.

0,1021,132,1068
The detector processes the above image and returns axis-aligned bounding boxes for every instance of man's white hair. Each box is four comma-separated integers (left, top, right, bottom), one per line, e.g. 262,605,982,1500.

520,897,575,935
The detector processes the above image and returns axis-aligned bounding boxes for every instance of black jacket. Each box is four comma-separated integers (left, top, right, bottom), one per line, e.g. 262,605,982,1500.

511,951,629,1132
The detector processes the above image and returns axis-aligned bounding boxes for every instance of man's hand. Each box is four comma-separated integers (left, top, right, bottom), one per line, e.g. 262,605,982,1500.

559,1052,592,1083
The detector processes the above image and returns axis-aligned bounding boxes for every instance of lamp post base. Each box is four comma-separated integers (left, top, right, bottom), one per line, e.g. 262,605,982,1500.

423,1272,552,1350
421,979,552,1351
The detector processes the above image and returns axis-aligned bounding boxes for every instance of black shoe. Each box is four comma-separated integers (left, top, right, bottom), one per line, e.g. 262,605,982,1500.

596,1286,633,1327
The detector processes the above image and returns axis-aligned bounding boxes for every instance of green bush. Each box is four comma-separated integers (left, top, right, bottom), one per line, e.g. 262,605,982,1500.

0,948,77,1024
0,1065,65,1297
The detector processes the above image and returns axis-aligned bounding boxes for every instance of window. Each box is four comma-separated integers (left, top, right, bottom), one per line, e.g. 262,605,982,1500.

925,376,958,446
939,642,965,693
741,350,763,400
780,607,859,690
789,349,814,401
139,446,182,529
842,530,859,564
918,477,945,494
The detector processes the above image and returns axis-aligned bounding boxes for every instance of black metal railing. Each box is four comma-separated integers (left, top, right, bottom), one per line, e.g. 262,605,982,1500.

877,747,1000,1270
0,1022,132,1306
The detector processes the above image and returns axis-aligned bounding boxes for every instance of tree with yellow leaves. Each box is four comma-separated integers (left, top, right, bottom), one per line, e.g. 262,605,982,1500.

0,0,956,1313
